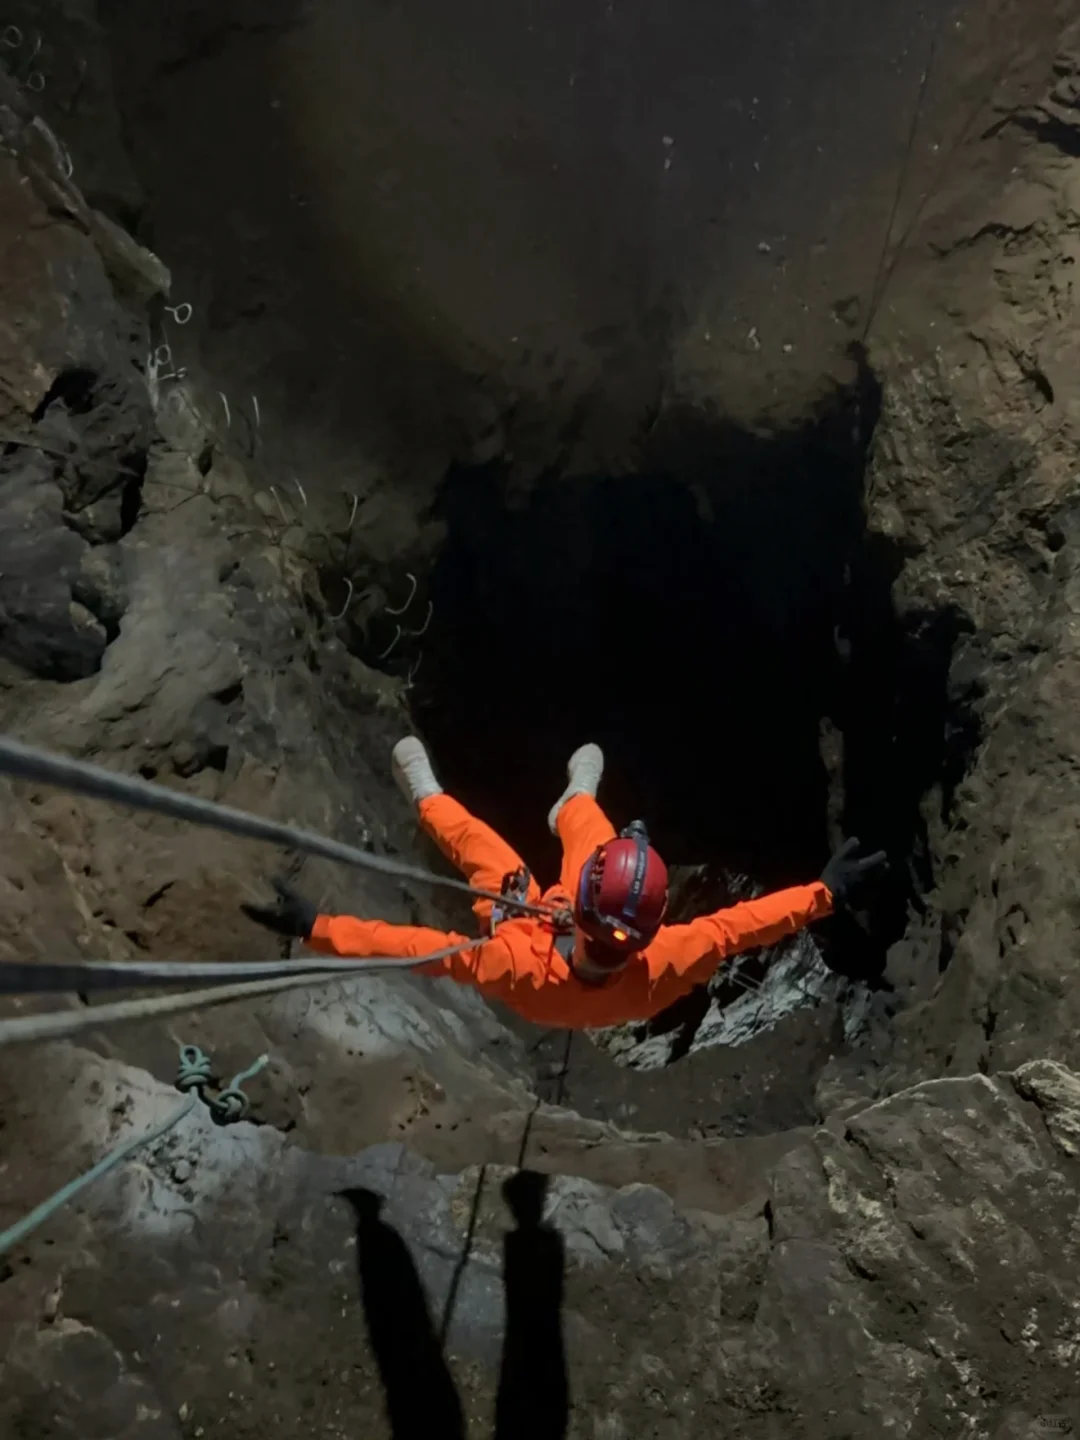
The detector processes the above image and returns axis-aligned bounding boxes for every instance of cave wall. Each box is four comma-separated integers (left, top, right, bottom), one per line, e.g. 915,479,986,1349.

2,1,1080,1437
79,0,1073,538
840,36,1080,1100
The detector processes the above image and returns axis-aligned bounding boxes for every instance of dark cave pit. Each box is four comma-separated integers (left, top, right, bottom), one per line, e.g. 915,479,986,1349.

349,370,983,985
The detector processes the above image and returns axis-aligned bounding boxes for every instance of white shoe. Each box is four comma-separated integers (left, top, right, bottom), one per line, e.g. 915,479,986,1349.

548,743,604,833
391,737,443,806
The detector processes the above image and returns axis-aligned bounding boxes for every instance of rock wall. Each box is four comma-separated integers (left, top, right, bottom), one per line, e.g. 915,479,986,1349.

3,3,1080,1439
839,24,1080,1104
0,49,539,1323
7,1051,1080,1438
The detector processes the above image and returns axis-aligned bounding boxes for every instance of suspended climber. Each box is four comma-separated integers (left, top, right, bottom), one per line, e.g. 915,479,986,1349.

243,739,887,1029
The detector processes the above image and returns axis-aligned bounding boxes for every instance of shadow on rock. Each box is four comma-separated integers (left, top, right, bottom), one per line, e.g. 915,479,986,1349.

496,1170,569,1440
341,1187,465,1440
341,1171,569,1440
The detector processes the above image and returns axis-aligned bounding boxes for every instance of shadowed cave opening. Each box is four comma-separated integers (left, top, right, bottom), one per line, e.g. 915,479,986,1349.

403,367,980,993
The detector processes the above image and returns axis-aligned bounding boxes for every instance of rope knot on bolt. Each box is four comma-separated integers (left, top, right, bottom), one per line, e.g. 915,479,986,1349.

0,1043,271,1258
176,1043,269,1125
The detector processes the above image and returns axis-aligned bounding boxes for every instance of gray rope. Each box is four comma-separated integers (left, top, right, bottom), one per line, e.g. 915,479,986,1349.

0,947,483,1049
175,1043,269,1123
0,1043,268,1256
0,1096,197,1255
0,737,564,922
0,943,485,996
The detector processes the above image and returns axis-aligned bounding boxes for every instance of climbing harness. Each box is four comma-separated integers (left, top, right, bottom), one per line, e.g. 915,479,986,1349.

490,867,575,937
0,1043,267,1257
490,867,532,934
0,737,565,924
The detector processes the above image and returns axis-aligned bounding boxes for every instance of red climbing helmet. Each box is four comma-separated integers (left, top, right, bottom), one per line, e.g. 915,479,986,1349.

575,821,669,958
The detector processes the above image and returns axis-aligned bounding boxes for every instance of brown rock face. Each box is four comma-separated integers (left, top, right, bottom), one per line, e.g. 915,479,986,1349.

3,2,1080,1437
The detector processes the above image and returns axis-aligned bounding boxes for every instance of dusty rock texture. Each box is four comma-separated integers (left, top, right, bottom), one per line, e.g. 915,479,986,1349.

7,1053,1080,1439
825,15,1080,1111
0,21,538,1313
3,3,1080,1440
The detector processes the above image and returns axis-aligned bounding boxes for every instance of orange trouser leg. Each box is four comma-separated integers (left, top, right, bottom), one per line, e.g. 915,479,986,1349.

555,794,617,901
418,793,541,925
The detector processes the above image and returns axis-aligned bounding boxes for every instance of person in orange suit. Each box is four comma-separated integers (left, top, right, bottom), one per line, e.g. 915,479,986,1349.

243,738,886,1030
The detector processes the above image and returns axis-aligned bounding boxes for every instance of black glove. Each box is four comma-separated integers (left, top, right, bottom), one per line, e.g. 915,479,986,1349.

821,838,888,905
241,878,318,939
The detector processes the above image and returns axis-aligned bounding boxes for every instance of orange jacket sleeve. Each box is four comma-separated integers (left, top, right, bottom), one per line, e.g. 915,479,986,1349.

304,882,833,1031
306,913,523,990
635,881,834,1015
308,913,466,962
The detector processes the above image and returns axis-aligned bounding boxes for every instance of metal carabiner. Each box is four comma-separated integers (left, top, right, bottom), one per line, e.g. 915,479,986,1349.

490,867,532,934
2,25,23,49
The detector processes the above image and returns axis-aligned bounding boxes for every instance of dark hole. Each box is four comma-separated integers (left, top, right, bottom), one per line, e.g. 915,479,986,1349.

144,882,173,909
413,363,983,980
32,367,98,420
119,475,144,534
1031,369,1054,405
205,741,229,772
118,449,149,536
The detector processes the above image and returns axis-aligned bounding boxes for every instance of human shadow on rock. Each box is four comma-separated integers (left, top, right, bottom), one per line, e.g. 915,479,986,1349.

495,1170,569,1440
341,1187,465,1440
342,1170,569,1440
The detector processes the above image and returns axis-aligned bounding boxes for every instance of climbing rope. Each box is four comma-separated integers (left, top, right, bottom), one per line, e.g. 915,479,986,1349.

0,737,565,923
862,6,945,341
175,1042,269,1123
0,943,487,996
862,5,1028,342
0,942,487,1050
0,1043,267,1257
0,735,810,1041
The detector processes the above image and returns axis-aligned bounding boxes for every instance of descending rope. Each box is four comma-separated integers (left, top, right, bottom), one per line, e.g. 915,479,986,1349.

0,737,565,922
0,1097,195,1256
0,735,530,1044
862,5,1025,341
0,1043,267,1256
0,943,486,995
0,941,486,1050
0,733,793,1043
862,6,944,341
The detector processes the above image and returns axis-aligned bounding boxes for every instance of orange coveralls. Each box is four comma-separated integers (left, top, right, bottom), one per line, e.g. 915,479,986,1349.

307,793,833,1029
